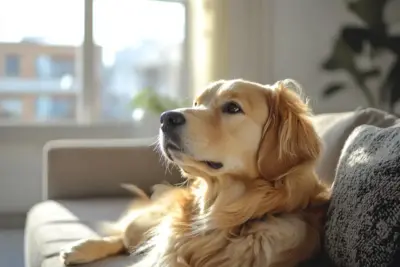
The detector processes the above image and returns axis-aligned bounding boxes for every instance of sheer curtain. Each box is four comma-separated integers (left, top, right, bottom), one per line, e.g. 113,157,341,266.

188,0,274,95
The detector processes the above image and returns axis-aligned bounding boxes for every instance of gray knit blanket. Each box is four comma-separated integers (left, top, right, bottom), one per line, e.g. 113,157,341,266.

324,124,400,267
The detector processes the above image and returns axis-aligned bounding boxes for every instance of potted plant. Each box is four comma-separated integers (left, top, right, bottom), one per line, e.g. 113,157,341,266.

130,88,191,131
131,88,190,115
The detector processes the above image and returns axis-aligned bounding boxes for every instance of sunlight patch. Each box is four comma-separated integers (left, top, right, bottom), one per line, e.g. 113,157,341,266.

347,147,371,167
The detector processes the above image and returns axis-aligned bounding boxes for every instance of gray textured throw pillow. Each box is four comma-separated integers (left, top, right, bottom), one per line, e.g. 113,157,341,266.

312,108,399,184
324,124,400,267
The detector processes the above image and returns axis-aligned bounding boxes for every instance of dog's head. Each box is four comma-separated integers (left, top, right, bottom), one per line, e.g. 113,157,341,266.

158,79,321,181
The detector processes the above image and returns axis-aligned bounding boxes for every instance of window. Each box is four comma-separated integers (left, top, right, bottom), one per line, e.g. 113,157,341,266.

51,57,74,78
0,99,23,119
94,0,186,121
35,95,76,121
0,0,83,122
4,55,20,77
35,55,53,79
36,55,75,79
0,0,187,123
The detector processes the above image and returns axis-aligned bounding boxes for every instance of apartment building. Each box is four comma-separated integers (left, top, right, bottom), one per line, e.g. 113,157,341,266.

0,38,183,122
0,39,80,121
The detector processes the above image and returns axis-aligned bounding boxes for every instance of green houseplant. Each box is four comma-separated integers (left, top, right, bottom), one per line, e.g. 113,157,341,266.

321,0,400,113
130,88,191,116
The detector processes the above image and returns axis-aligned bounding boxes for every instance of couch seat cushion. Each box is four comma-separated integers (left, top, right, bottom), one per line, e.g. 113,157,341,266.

25,198,139,267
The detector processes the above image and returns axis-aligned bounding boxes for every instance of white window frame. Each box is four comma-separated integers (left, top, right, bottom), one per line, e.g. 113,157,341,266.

79,0,190,124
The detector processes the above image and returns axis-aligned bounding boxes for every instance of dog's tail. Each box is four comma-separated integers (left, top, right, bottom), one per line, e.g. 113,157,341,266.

120,183,150,200
121,183,150,200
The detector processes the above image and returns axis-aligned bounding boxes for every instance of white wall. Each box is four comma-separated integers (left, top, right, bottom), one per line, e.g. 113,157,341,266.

271,0,372,114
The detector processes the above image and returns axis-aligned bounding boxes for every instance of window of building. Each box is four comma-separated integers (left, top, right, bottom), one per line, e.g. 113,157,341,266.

51,57,74,78
35,95,76,120
0,99,23,119
4,54,20,77
35,55,74,79
35,55,52,79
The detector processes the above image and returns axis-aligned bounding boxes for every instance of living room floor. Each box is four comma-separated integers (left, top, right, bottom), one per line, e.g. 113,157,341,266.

0,229,24,267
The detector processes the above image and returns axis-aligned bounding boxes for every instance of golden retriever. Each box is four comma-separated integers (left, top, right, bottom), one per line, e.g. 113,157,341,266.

60,79,330,267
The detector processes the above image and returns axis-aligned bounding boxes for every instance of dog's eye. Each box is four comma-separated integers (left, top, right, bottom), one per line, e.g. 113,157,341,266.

222,101,243,114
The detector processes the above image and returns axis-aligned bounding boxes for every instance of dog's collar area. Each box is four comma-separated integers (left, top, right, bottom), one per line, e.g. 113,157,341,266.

204,161,223,169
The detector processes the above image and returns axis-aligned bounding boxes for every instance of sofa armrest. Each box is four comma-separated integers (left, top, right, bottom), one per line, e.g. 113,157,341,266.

43,138,181,200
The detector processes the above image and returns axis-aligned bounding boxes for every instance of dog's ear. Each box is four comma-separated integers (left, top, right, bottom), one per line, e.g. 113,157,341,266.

257,80,321,180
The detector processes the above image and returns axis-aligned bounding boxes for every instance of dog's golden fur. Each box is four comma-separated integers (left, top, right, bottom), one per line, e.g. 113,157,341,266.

60,79,330,267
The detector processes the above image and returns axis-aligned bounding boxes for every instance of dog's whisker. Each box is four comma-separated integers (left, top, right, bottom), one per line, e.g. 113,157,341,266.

150,135,160,147
151,139,174,176
175,180,188,188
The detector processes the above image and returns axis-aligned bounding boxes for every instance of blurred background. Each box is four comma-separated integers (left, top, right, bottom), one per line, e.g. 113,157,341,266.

0,0,399,265
1,0,400,123
0,0,186,122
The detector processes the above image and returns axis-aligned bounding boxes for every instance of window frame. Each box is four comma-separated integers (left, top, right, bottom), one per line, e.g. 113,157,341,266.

0,0,190,125
79,0,190,124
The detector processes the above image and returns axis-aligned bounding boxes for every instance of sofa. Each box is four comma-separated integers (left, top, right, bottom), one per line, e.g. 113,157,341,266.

25,108,400,267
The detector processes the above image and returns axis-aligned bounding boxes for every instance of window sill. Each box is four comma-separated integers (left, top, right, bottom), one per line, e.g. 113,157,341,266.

0,120,135,128
0,118,160,143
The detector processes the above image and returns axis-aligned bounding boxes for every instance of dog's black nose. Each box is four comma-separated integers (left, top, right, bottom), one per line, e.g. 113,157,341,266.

160,111,186,131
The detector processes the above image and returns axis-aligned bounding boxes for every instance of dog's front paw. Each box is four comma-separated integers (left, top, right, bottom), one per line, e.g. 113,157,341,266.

60,239,100,266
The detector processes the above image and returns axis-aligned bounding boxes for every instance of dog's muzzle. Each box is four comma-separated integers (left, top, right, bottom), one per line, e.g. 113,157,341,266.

160,111,186,157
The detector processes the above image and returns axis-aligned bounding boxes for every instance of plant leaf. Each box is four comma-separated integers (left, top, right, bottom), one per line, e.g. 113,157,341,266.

130,89,189,115
380,60,400,111
361,68,381,79
322,83,347,98
387,36,400,54
347,0,388,29
342,27,371,53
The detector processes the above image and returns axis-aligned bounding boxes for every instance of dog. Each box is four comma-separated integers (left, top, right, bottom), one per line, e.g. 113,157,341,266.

60,79,331,267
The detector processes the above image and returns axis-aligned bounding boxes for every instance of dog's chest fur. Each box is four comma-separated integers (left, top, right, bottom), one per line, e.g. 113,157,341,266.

133,205,318,267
